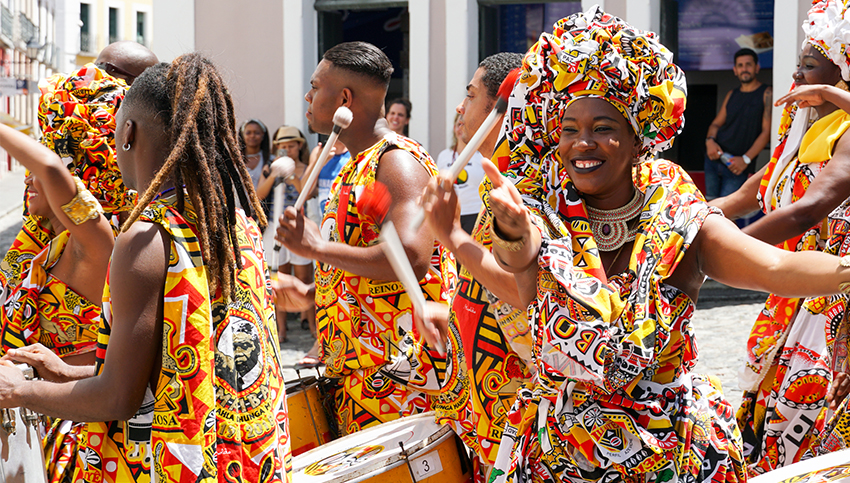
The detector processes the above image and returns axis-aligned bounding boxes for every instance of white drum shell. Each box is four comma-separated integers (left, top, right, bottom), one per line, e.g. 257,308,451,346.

749,448,850,483
0,408,47,483
291,412,450,483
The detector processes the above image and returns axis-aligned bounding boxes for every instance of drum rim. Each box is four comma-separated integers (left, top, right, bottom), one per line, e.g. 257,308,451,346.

334,428,456,483
292,412,453,482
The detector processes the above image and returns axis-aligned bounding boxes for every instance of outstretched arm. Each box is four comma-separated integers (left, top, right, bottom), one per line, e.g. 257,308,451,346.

709,164,766,219
742,126,850,245
0,123,113,256
419,173,524,308
0,221,167,421
698,214,850,297
482,161,540,308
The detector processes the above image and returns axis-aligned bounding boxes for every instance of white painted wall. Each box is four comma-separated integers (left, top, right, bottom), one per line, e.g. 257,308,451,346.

408,0,431,150
151,0,192,62
444,0,477,149
282,0,316,146
771,0,807,152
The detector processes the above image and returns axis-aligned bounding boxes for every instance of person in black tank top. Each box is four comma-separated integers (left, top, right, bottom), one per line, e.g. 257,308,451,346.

705,48,773,200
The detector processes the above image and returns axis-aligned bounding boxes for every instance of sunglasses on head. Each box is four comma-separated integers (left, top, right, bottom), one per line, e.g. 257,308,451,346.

96,62,140,82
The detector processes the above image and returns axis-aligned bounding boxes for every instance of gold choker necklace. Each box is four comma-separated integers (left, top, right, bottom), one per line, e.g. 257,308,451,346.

586,189,643,251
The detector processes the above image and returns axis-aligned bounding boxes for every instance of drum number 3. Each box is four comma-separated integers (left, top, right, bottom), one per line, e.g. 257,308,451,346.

411,453,443,480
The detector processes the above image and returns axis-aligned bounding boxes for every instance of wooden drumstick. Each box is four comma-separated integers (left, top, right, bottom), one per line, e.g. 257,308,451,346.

358,182,445,355
410,67,520,230
293,106,353,211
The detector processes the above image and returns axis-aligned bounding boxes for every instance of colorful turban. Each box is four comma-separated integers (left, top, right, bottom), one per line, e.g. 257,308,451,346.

38,63,133,213
504,5,686,161
804,0,850,81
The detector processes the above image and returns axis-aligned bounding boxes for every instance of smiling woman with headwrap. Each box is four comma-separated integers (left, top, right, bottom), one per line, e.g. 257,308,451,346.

477,6,850,483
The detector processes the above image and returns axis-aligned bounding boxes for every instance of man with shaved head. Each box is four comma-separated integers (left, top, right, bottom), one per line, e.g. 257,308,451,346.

274,41,456,435
95,40,159,85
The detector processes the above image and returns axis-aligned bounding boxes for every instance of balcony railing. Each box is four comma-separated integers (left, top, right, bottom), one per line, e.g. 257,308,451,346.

1,6,12,40
80,31,91,52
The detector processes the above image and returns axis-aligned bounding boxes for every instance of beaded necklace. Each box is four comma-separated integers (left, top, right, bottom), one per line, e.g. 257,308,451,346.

586,188,643,251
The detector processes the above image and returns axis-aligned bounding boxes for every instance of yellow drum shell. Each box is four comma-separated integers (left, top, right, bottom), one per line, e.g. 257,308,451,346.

286,377,334,456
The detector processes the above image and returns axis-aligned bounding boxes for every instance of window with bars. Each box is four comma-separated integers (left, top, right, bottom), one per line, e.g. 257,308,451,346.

80,3,90,51
108,7,118,44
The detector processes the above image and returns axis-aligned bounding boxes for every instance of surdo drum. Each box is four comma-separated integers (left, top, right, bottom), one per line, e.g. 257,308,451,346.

285,376,335,456
749,448,850,483
291,412,472,483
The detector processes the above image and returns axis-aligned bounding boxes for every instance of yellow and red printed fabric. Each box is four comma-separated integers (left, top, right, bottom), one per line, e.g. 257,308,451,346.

316,133,457,435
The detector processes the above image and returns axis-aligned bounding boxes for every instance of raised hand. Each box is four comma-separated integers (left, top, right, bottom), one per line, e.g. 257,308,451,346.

276,206,324,260
1,343,91,383
482,160,530,241
413,301,450,355
419,175,461,248
775,85,830,109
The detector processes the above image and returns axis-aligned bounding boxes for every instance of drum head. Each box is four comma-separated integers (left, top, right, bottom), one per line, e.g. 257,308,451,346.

291,412,449,483
749,448,850,483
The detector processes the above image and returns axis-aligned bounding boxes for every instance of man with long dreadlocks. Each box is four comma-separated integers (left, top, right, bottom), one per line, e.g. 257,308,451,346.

0,54,291,483
274,41,456,435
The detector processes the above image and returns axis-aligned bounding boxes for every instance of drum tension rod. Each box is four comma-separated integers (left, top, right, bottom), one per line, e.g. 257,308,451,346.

398,441,418,482
296,368,323,445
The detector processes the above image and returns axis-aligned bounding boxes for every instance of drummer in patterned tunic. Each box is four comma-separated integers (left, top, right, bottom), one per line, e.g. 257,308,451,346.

274,41,456,435
465,6,850,482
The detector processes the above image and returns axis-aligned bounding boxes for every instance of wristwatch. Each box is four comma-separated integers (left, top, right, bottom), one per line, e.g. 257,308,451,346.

706,136,716,142
742,154,752,165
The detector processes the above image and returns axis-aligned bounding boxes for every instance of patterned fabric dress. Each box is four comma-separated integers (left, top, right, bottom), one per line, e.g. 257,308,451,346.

736,108,850,475
0,230,101,483
74,197,291,483
488,158,745,483
316,133,457,435
805,195,850,456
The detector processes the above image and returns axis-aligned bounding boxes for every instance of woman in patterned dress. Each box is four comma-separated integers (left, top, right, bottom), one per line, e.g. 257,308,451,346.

0,64,129,483
0,54,291,483
474,6,850,483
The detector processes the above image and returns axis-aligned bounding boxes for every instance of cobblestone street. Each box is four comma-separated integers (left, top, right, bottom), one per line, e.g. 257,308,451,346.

0,204,765,409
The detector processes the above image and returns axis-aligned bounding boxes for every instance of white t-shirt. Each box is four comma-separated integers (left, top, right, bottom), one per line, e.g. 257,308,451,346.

435,148,485,216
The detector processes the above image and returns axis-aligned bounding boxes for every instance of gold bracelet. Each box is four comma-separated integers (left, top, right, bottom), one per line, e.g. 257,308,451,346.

490,219,526,252
61,176,103,225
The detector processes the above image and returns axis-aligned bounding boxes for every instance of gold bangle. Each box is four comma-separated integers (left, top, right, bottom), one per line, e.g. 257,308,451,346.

61,176,103,225
490,219,526,252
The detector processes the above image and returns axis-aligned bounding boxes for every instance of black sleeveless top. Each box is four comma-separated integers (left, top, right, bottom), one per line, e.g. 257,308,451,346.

716,84,769,171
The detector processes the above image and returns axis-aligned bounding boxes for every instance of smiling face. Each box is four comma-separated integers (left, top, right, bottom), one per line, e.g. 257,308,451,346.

558,97,639,209
385,102,409,134
795,44,843,88
733,54,759,84
24,174,51,218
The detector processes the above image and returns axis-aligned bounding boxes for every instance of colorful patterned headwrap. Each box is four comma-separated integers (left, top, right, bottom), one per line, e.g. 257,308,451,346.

506,5,687,160
38,63,133,213
804,0,850,81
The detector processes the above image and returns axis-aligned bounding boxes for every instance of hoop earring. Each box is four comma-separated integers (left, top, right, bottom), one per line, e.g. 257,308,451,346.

122,143,131,151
